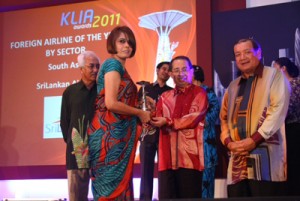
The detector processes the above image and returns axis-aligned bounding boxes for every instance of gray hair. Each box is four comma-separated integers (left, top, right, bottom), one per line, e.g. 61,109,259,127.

77,51,100,68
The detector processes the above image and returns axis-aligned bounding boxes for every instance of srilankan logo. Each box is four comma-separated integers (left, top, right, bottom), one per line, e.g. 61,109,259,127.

43,96,62,139
60,9,121,30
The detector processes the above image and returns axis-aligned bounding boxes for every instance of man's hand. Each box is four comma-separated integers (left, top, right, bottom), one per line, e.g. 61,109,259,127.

227,138,255,156
150,117,167,128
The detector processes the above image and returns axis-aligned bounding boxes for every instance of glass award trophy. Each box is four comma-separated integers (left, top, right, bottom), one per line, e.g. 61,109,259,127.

136,81,156,141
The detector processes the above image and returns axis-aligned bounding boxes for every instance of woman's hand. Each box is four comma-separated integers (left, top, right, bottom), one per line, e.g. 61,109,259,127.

138,110,151,124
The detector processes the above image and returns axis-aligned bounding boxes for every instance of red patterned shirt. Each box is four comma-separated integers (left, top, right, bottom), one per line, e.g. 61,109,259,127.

156,84,208,171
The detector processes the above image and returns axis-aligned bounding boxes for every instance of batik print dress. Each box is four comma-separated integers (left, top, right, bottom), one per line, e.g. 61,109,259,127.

88,58,141,201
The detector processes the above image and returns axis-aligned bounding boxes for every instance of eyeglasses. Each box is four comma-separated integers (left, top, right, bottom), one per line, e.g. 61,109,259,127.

85,63,100,70
172,67,189,74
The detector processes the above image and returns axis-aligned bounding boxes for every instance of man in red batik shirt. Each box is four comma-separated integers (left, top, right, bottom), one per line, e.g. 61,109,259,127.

150,55,208,200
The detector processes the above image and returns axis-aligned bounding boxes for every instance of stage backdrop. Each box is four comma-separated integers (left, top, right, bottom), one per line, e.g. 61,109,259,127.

0,0,197,179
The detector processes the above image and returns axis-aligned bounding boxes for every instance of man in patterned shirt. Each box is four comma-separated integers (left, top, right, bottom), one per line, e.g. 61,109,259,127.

60,51,100,201
220,38,290,197
151,55,208,199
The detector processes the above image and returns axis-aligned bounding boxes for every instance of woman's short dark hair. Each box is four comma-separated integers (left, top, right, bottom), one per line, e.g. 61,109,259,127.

192,65,205,82
107,26,136,58
275,57,299,78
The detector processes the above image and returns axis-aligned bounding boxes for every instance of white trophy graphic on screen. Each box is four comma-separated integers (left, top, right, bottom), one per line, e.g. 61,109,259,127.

138,10,192,84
